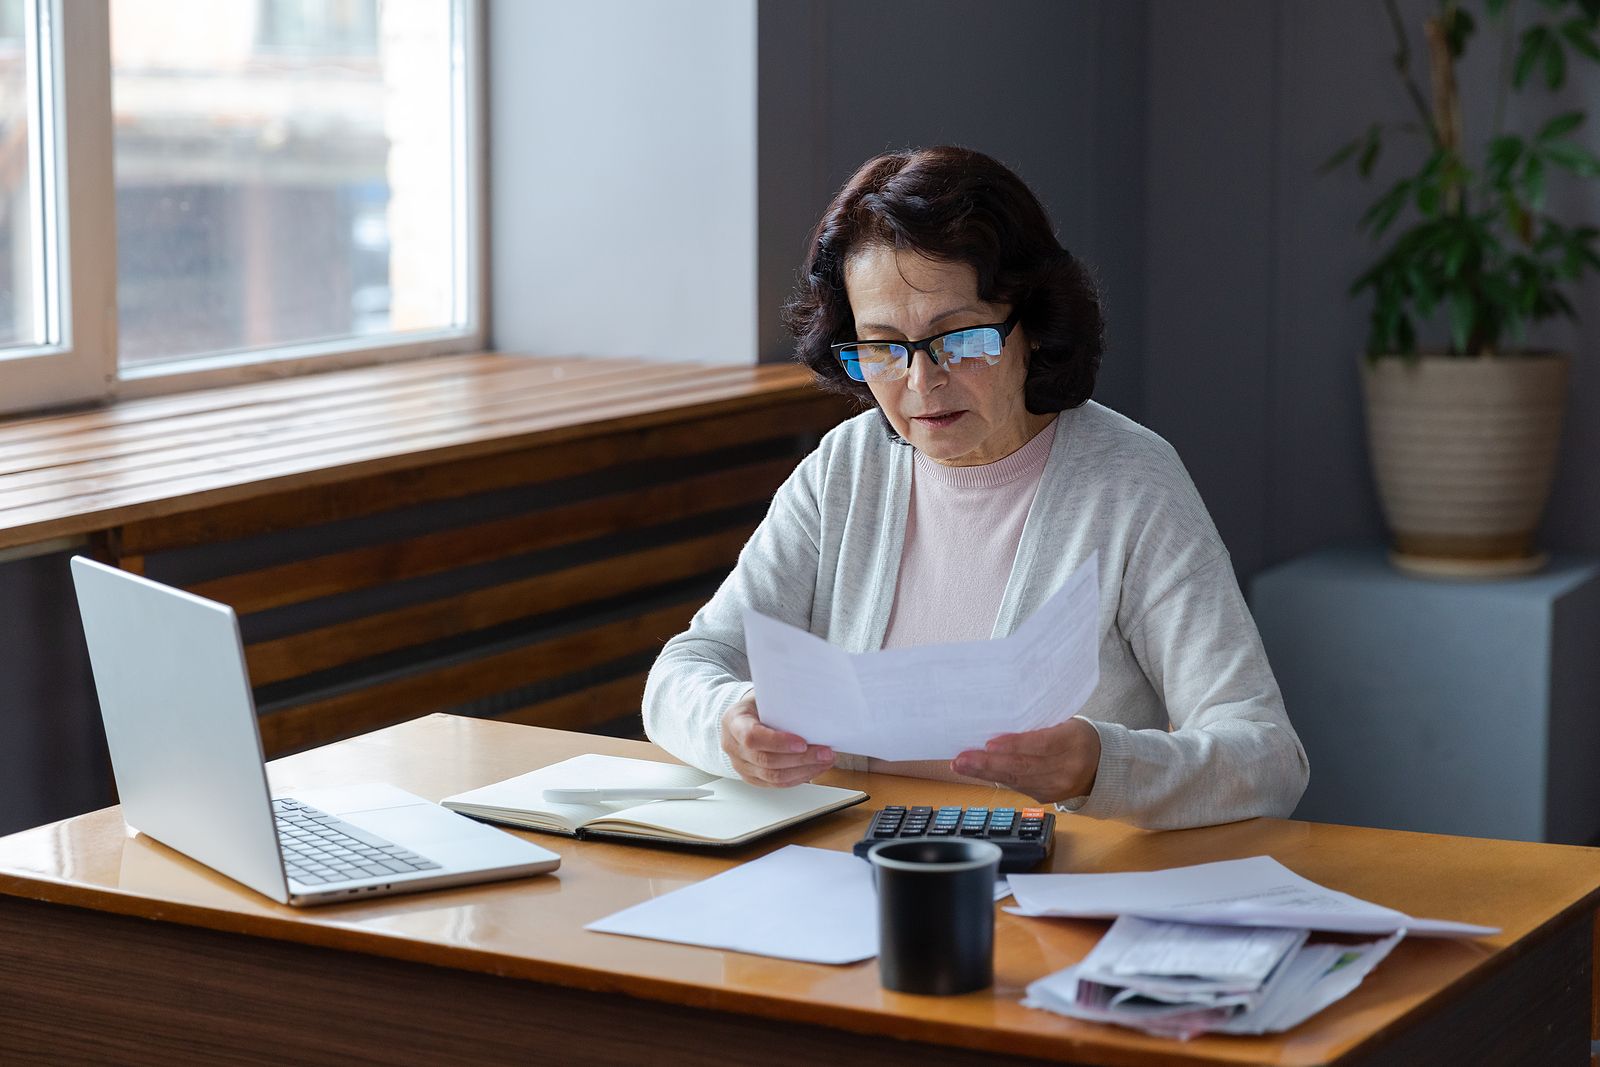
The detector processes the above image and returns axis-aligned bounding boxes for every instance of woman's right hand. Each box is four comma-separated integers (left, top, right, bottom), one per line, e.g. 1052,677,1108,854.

720,694,835,787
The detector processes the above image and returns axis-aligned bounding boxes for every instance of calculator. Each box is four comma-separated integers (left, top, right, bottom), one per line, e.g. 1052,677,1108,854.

852,805,1056,872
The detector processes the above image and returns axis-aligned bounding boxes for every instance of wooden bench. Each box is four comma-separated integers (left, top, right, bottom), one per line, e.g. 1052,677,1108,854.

0,353,853,756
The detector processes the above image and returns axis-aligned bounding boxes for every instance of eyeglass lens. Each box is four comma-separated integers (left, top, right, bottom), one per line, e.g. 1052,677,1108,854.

838,326,1005,383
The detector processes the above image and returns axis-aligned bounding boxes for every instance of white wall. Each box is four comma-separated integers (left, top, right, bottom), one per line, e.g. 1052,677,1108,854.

489,0,758,364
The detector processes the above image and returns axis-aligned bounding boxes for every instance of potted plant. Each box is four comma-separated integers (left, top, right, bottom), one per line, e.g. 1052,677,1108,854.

1325,0,1600,576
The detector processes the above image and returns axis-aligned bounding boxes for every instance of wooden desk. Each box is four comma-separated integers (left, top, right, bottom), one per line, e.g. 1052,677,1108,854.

1,715,1596,1066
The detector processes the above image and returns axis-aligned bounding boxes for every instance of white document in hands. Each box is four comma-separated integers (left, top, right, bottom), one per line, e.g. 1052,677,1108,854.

743,552,1100,760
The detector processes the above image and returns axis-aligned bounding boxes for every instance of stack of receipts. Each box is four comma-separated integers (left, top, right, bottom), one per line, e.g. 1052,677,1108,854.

1012,856,1497,1039
1025,916,1403,1039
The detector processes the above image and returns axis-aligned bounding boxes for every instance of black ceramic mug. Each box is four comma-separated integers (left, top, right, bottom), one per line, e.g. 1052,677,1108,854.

867,838,1003,995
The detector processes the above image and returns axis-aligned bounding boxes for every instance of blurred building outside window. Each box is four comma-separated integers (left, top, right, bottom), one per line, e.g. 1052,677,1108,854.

0,0,47,351
0,0,480,414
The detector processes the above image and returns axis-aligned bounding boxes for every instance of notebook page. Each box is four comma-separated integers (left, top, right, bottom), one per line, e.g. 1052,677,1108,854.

442,753,714,828
592,777,862,843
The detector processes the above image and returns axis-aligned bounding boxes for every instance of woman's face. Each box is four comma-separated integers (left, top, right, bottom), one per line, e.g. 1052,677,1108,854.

843,246,1052,466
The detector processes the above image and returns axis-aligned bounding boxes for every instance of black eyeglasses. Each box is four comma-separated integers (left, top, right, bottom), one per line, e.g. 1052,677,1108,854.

831,309,1023,383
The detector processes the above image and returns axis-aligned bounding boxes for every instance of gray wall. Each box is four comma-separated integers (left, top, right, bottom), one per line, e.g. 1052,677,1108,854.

757,0,1148,416
0,551,110,832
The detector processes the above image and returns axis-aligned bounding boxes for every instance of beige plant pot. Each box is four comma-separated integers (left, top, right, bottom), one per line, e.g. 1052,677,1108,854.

1359,352,1569,578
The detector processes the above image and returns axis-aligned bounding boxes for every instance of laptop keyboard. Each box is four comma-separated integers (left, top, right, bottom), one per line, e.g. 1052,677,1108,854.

273,798,443,886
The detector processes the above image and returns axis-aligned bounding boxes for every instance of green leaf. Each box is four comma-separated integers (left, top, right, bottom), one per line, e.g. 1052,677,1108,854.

1448,290,1476,353
1544,32,1568,88
1542,140,1600,176
1416,180,1441,215
1560,18,1600,60
1487,134,1525,184
1515,26,1549,87
1507,199,1532,243
1482,274,1519,311
1534,219,1564,253
1442,237,1465,278
1396,313,1418,354
1570,228,1600,273
1447,7,1476,56
1517,265,1543,313
1561,244,1584,277
1508,310,1529,346
1523,154,1547,210
1362,180,1413,235
1486,0,1510,14
1320,137,1362,173
1537,111,1585,140
1358,128,1383,177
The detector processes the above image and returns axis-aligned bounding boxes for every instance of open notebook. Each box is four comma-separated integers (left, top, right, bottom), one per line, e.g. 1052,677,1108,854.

441,753,868,847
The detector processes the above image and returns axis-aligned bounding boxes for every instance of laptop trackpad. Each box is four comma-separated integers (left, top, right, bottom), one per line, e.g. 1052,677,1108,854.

289,782,475,845
347,802,486,846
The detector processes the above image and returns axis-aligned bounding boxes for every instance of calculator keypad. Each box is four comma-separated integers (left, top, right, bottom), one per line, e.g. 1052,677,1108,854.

855,804,1055,872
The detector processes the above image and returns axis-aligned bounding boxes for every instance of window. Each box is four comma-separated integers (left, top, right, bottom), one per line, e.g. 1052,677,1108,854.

256,0,379,55
0,0,482,417
0,0,55,351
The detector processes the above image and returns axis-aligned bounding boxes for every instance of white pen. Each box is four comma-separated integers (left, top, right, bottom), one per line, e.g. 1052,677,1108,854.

542,787,714,804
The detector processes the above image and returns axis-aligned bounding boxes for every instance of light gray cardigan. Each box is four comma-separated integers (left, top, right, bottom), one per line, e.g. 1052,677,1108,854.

643,402,1309,830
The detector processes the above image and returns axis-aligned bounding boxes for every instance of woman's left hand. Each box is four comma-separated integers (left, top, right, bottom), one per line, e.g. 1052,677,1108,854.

951,717,1101,805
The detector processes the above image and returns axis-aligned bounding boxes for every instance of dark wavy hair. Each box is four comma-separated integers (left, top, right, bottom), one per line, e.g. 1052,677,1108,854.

783,146,1104,416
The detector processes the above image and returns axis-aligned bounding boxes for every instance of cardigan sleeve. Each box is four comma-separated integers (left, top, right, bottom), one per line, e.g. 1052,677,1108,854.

642,450,826,776
1067,552,1310,829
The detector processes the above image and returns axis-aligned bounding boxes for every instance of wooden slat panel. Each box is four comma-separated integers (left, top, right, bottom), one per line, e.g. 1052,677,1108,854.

245,525,751,685
0,364,749,504
0,357,648,471
191,457,795,614
0,351,521,443
111,394,848,554
0,371,841,549
255,598,700,756
496,672,652,735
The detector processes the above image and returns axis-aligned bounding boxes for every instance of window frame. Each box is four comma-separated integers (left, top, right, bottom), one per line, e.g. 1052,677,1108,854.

0,0,487,418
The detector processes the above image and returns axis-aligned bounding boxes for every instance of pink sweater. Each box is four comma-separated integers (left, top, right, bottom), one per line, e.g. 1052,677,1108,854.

863,418,1058,779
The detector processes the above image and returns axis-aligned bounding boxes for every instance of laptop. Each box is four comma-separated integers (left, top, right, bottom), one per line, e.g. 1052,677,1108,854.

70,556,561,906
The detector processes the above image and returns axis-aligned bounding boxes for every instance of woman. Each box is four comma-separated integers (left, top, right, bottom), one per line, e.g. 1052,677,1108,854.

643,146,1308,830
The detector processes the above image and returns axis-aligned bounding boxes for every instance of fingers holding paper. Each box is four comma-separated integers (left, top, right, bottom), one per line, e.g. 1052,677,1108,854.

721,694,836,788
951,717,1101,806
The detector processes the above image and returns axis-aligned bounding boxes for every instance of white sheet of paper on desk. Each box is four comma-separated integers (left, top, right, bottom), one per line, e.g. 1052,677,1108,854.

585,844,877,964
744,552,1100,760
1006,855,1498,938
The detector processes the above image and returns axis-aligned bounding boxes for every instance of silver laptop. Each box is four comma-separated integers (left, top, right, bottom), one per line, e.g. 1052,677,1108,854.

71,556,561,906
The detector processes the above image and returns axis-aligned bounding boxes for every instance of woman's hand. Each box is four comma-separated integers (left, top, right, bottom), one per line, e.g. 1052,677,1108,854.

950,717,1101,805
720,694,836,787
